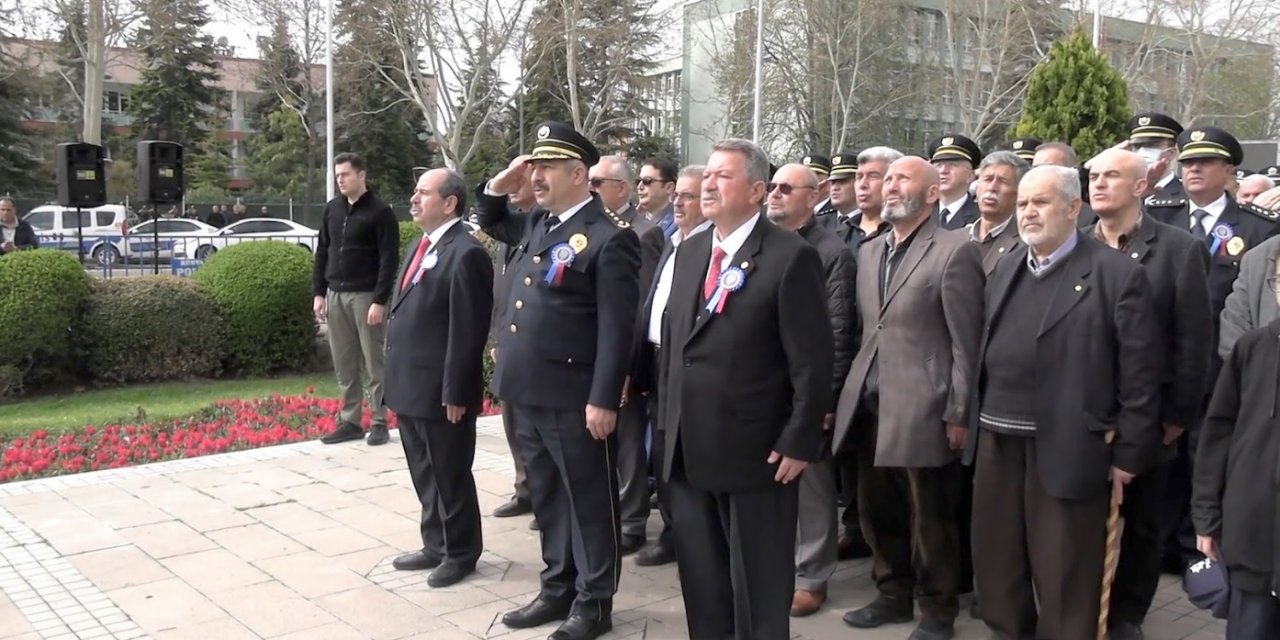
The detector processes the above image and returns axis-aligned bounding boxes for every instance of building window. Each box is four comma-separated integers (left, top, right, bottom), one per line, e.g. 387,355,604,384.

105,91,129,114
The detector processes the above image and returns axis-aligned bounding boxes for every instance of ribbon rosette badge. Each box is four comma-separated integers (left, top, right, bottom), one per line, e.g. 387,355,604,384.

544,243,576,285
705,266,747,315
412,253,438,285
1209,223,1233,256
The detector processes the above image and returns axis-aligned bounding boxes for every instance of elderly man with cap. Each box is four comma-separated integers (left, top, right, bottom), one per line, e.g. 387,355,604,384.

1007,138,1042,164
1145,125,1280,576
928,134,983,231
476,121,641,640
803,154,834,215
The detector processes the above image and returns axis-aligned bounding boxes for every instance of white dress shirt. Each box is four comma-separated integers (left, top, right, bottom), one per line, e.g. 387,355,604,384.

423,217,462,250
1189,193,1228,236
647,220,713,345
939,193,970,224
709,213,761,276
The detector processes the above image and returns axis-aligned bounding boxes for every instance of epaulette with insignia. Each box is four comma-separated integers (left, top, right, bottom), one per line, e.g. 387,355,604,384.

1146,197,1186,208
1242,202,1280,223
604,207,630,229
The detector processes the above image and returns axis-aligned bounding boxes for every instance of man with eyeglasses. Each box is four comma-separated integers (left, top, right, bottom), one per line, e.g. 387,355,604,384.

590,155,666,557
637,158,678,238
766,163,858,617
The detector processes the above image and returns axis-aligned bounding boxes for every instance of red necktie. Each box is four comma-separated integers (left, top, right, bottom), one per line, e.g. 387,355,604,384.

401,237,431,291
704,247,726,300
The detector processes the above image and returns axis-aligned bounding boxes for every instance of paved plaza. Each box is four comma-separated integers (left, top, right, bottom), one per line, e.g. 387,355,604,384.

0,417,1226,639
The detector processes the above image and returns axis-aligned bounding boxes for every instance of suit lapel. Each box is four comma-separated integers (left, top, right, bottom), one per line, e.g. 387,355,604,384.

670,232,710,347
393,222,463,311
1128,219,1156,264
392,234,424,311
1038,237,1094,337
863,238,886,310
687,221,766,344
882,219,936,311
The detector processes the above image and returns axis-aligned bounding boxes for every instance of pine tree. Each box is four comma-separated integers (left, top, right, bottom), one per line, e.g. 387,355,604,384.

127,0,221,154
246,107,312,196
1010,30,1131,161
0,63,40,190
185,93,233,195
333,0,432,201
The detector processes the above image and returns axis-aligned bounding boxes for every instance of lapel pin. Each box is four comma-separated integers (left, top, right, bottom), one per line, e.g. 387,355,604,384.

1074,284,1083,292
740,261,749,269
1130,252,1139,259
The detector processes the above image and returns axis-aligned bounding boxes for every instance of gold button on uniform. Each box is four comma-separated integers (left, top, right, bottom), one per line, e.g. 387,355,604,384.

515,300,524,309
524,276,532,286
510,324,518,333
533,256,542,264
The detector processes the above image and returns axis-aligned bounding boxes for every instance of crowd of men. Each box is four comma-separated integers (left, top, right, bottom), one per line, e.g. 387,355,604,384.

308,114,1280,640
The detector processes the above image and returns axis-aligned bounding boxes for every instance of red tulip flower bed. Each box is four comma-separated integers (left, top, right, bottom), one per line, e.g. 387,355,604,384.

0,390,501,483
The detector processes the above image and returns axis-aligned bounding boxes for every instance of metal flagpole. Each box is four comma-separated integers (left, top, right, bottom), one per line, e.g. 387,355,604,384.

750,0,765,142
325,0,336,201
1092,0,1102,49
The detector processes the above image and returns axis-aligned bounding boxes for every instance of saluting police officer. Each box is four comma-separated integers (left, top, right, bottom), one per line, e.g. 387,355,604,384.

1144,125,1280,575
474,121,641,640
1127,112,1185,201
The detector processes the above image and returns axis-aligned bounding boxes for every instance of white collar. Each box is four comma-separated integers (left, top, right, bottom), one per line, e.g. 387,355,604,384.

712,213,760,259
424,217,462,248
547,196,594,228
940,192,969,213
1190,192,1228,220
673,220,712,248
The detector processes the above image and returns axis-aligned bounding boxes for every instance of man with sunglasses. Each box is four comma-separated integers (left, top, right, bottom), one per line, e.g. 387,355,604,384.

591,155,667,556
637,158,679,238
476,122,641,640
766,163,859,617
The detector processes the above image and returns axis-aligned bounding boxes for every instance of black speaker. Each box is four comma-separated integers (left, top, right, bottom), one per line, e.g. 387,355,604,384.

136,141,184,205
54,142,107,208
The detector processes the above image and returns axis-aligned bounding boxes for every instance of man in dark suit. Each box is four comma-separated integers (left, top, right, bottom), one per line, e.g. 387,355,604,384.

927,134,982,231
832,156,985,640
475,122,641,640
488,157,539,522
590,154,665,554
966,165,1162,640
1087,148,1213,640
659,139,832,639
383,168,493,588
1145,126,1280,572
970,151,1027,277
766,163,858,617
630,164,711,568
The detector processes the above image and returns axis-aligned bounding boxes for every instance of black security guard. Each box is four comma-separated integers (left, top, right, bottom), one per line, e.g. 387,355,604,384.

1144,125,1280,575
1128,112,1185,201
474,121,641,640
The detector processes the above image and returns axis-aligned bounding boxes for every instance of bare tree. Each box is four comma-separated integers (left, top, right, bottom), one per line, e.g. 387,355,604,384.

351,0,531,172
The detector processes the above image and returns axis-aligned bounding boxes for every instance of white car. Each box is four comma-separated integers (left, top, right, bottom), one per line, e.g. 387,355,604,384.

22,204,133,264
173,218,320,260
123,218,219,261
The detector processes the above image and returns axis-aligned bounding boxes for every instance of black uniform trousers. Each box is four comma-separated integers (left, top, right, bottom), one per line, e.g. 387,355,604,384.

1228,589,1280,640
511,404,620,608
972,431,1107,640
500,401,530,500
397,413,483,567
667,445,798,640
853,411,962,623
1111,458,1172,625
617,394,650,539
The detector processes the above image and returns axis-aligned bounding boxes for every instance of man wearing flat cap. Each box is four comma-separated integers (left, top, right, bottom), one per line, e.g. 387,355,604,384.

1007,137,1042,163
475,121,641,640
1145,125,1280,579
928,134,982,231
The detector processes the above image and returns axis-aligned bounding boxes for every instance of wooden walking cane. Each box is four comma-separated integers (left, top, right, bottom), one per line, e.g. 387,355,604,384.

1097,431,1124,640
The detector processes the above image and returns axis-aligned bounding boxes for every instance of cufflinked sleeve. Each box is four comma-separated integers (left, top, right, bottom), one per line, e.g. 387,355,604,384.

588,228,641,410
773,243,834,461
370,204,400,305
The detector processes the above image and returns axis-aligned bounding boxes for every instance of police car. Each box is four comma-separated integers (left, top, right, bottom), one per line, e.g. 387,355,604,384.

21,204,133,264
171,218,320,259
123,218,219,261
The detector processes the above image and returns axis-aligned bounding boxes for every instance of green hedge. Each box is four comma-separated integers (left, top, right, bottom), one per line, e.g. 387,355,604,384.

398,220,419,263
0,249,91,396
193,241,316,376
80,277,225,384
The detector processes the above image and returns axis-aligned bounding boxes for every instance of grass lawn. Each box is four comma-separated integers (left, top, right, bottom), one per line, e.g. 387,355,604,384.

0,374,338,436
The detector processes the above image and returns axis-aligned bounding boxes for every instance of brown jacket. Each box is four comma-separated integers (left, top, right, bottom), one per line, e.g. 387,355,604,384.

833,215,985,467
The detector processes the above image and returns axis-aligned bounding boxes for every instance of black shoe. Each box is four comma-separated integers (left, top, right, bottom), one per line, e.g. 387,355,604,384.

837,533,873,560
907,618,954,640
502,595,573,629
549,614,612,640
1109,620,1146,640
320,422,365,444
842,597,914,628
493,497,532,518
634,541,676,566
620,535,645,556
530,519,540,531
427,563,475,588
367,423,389,446
392,550,442,571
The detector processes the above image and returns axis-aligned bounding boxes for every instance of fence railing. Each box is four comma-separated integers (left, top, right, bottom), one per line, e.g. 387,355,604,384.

29,231,318,279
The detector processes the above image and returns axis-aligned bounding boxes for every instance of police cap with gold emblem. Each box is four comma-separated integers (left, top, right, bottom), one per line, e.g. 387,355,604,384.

1177,126,1244,165
1128,113,1183,144
828,151,859,179
927,134,982,168
527,121,600,167
1263,165,1280,186
1007,138,1042,162
801,154,832,177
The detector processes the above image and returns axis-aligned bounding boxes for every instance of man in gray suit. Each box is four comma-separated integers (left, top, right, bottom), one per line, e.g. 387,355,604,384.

832,156,985,640
1220,232,1280,358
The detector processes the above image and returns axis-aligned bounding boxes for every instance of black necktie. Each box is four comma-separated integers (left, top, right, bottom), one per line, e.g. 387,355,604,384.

540,215,560,242
1191,209,1210,244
